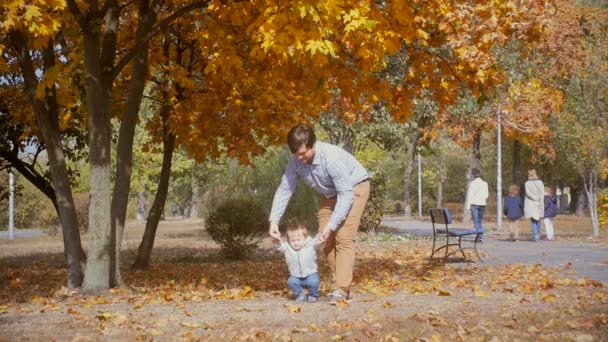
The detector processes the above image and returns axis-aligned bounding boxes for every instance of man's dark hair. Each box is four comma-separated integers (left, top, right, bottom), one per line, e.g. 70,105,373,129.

471,168,482,178
287,124,316,153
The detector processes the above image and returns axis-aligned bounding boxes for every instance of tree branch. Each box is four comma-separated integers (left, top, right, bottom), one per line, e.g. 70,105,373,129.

112,0,211,78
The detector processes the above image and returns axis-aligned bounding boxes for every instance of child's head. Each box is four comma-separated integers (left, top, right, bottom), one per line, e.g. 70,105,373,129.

509,184,520,196
544,186,553,195
285,222,310,250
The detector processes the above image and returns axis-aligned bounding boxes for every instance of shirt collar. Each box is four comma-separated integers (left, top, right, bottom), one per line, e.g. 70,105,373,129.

311,142,321,165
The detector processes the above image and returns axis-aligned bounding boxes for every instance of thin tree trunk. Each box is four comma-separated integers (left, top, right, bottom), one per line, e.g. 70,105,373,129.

512,140,522,186
436,181,443,208
137,192,147,220
583,173,600,237
110,2,156,287
403,131,420,218
190,173,199,218
134,109,176,268
576,177,587,217
11,33,85,288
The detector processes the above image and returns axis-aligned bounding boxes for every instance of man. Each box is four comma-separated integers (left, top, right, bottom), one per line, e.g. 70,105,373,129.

268,124,370,304
465,168,489,242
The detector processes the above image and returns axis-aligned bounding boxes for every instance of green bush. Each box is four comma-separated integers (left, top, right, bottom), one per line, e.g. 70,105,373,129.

360,171,386,234
205,198,268,259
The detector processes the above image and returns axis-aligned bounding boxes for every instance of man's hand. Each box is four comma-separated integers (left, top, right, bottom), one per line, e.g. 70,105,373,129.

268,222,281,240
319,227,332,243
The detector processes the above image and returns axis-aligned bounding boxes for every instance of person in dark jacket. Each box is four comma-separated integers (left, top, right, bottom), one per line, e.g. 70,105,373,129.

504,184,523,241
543,186,558,240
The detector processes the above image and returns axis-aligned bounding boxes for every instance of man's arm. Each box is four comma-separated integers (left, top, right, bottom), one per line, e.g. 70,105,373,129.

268,158,298,238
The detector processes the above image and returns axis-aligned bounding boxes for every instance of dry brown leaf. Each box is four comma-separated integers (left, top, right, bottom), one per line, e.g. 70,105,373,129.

383,302,394,308
285,303,301,313
150,329,164,336
180,321,200,328
542,293,557,302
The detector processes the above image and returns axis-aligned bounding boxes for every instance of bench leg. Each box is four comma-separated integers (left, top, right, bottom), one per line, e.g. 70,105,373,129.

444,236,449,261
430,232,437,259
457,236,466,259
473,233,483,262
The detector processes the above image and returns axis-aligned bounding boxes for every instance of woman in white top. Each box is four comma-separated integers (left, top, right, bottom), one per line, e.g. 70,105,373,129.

524,169,545,241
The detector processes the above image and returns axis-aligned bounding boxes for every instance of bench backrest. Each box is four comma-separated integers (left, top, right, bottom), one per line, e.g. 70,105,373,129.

429,208,452,225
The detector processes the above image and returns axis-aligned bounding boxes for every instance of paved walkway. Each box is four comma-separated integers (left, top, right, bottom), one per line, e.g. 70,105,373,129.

0,228,46,239
381,217,608,284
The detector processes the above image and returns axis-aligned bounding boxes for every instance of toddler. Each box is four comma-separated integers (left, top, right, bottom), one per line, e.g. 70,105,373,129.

274,222,321,303
543,186,557,240
504,184,523,241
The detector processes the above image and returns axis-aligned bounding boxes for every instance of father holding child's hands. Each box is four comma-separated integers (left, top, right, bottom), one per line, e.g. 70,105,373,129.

268,124,370,304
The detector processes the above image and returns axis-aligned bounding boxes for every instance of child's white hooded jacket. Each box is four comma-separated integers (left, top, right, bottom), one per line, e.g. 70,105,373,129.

277,234,321,278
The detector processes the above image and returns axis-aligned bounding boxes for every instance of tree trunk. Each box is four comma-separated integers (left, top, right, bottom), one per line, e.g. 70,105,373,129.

110,4,155,287
576,177,586,217
436,180,443,208
137,192,147,220
512,140,522,186
583,172,600,237
403,131,420,218
11,33,85,288
82,25,114,291
134,109,176,268
463,129,482,224
190,172,199,218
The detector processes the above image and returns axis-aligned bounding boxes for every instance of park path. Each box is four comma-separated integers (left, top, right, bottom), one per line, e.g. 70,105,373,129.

381,217,608,284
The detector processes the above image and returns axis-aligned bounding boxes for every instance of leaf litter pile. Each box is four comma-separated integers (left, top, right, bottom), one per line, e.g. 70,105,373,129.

1,238,607,341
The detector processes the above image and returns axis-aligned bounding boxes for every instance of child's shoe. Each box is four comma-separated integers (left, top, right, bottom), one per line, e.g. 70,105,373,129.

307,296,317,303
295,294,308,303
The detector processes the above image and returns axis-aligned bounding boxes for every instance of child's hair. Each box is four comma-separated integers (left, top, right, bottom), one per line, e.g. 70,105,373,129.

509,184,520,196
284,220,309,241
544,186,553,195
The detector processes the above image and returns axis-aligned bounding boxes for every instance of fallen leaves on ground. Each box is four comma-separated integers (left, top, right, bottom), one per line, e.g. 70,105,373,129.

0,240,606,340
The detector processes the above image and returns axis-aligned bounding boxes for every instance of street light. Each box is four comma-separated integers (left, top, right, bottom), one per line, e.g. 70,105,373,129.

9,168,15,240
496,105,503,232
417,145,422,219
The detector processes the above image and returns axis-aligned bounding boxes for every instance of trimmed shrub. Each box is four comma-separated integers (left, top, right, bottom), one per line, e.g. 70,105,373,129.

599,189,608,229
360,171,386,234
205,198,268,259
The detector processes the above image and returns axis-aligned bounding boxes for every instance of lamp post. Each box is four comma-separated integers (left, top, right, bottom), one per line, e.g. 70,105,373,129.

9,168,15,240
417,145,422,219
496,105,503,232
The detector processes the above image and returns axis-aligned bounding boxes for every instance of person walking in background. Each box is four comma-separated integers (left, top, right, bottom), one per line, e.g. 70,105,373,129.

268,124,370,304
524,169,544,241
504,184,523,241
543,186,557,240
465,168,489,242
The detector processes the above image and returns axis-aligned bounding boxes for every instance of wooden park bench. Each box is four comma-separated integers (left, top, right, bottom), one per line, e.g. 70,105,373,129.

429,208,484,262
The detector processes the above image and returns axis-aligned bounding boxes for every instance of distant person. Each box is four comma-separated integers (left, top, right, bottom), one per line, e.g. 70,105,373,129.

268,124,370,304
465,168,489,242
273,222,322,303
543,186,557,240
504,184,523,241
524,169,544,241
